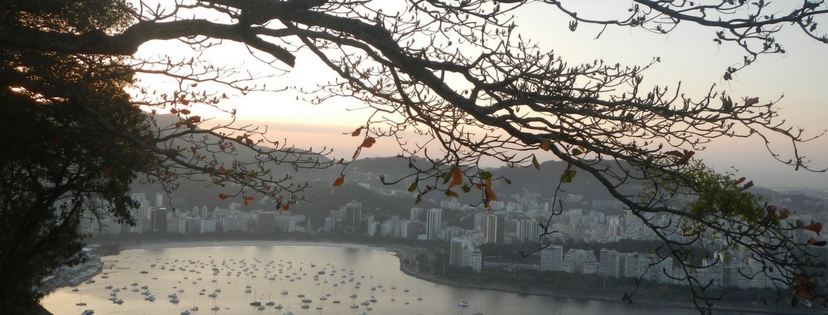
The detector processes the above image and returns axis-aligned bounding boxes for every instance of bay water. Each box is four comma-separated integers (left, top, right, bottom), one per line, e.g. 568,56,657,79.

41,241,743,315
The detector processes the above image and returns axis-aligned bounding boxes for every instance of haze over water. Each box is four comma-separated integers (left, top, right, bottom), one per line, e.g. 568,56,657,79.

42,242,745,315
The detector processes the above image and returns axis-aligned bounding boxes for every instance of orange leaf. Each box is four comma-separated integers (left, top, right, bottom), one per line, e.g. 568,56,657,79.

807,237,827,247
282,204,290,211
361,137,376,148
351,127,363,137
735,177,746,185
486,187,497,201
218,194,229,200
175,122,184,127
352,148,360,160
105,166,114,173
802,222,823,235
170,108,178,114
243,200,249,206
451,167,463,186
540,140,551,151
180,109,191,115
246,196,254,201
332,176,345,187
532,155,540,170
219,166,227,173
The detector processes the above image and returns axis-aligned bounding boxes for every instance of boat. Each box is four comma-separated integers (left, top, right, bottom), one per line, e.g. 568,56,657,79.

300,305,309,309
266,291,275,306
81,310,94,315
76,291,87,306
458,301,469,307
180,310,191,315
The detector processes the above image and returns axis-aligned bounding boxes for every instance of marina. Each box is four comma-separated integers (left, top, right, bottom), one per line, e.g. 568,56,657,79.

41,242,735,315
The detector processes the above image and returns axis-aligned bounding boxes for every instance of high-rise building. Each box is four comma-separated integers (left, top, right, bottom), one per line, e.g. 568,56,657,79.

485,213,498,243
540,245,563,272
344,200,362,233
155,192,164,207
473,213,488,232
599,248,619,278
518,218,542,244
150,208,168,232
410,207,424,221
426,208,442,240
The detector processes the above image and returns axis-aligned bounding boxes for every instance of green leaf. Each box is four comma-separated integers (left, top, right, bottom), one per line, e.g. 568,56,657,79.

442,171,452,184
572,148,583,156
503,178,512,185
445,189,459,198
407,182,418,192
479,171,492,180
461,185,471,193
560,170,577,183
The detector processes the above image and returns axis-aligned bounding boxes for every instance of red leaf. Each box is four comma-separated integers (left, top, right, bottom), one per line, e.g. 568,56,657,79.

105,166,114,173
744,97,759,107
332,176,345,187
180,109,191,115
735,177,746,185
175,122,184,127
218,194,229,200
664,150,683,157
245,196,254,201
170,108,178,114
351,127,363,137
243,200,249,206
282,204,290,211
361,137,376,148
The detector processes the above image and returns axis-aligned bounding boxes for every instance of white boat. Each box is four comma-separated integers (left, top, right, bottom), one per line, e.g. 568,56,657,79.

458,301,469,307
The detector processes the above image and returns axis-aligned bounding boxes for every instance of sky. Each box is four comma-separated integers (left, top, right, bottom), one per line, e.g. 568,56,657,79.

133,1,828,190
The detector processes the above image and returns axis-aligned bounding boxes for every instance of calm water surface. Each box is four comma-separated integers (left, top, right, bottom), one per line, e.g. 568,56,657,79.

42,242,743,315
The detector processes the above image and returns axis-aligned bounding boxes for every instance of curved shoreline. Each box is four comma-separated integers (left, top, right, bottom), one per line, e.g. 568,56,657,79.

98,240,817,315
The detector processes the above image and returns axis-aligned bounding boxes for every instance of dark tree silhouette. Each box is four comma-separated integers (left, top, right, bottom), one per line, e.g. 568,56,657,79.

2,0,827,314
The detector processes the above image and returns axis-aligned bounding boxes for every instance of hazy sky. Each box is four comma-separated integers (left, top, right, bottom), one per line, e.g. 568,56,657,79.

134,1,828,190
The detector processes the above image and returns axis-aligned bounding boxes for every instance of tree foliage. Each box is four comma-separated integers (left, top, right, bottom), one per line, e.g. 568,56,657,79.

1,0,827,314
